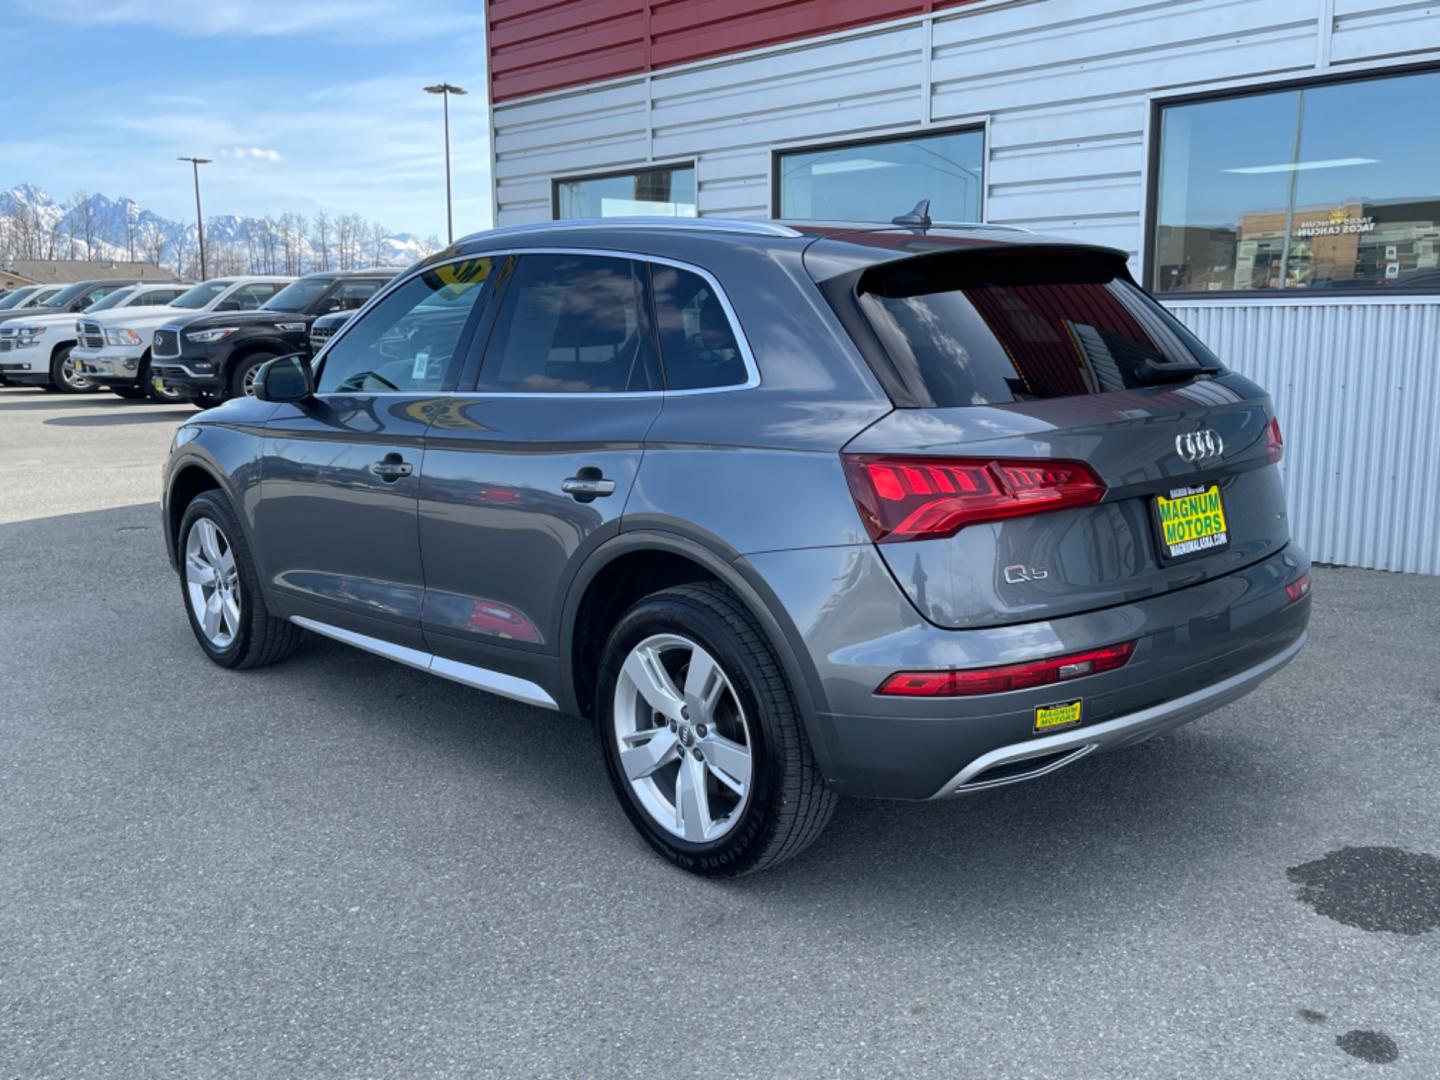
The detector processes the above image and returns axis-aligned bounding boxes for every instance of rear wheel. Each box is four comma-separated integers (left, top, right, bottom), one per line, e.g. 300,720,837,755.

49,345,92,394
178,492,302,669
228,353,276,401
596,582,836,877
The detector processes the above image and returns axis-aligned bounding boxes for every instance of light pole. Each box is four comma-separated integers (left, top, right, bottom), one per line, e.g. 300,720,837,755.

177,156,212,279
423,83,467,244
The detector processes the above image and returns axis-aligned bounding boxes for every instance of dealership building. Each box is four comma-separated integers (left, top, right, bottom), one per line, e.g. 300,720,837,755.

485,0,1440,574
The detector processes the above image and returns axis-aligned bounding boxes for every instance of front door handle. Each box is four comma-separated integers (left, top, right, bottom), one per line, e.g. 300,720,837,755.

372,453,413,481
561,467,616,502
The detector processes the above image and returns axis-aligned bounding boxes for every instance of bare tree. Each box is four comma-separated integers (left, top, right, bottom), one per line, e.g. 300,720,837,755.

368,220,389,268
310,211,331,272
418,234,442,259
78,194,97,260
140,220,167,269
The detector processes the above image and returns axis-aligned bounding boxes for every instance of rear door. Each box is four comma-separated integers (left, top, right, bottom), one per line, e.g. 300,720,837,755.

817,241,1289,629
417,252,663,679
256,258,497,647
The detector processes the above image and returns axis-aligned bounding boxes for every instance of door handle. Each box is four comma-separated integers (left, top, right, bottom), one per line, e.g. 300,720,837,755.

561,468,616,502
372,453,413,481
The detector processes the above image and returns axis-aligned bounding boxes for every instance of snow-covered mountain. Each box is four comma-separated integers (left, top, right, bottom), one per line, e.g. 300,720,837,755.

0,183,438,276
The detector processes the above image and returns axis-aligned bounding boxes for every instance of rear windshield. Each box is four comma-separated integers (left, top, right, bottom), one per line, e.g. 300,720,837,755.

848,249,1221,407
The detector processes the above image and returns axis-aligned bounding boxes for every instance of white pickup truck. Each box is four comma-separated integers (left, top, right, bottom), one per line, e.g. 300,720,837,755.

0,282,187,392
70,276,292,401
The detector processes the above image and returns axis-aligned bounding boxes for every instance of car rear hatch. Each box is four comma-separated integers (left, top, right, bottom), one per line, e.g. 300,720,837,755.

807,232,1290,630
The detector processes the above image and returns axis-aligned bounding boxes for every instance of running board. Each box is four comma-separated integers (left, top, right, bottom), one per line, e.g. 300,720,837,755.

290,616,558,710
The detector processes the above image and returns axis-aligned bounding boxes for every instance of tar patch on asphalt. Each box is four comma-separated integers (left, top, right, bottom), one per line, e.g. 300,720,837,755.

1336,1029,1400,1064
1286,846,1440,935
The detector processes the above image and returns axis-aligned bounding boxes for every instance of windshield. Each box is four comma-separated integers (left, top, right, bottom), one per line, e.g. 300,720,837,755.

848,249,1222,407
83,287,139,313
38,281,105,308
263,277,334,313
0,286,39,310
170,280,234,309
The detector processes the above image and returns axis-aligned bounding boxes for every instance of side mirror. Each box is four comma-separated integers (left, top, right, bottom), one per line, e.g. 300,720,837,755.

323,298,344,313
254,354,314,403
214,299,241,312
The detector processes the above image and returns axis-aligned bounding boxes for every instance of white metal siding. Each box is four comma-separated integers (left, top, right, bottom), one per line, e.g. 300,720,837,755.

490,0,1440,572
1171,300,1440,575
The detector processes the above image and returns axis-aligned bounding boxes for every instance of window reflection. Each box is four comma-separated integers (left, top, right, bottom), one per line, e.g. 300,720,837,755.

778,128,984,223
555,166,696,218
1154,69,1440,293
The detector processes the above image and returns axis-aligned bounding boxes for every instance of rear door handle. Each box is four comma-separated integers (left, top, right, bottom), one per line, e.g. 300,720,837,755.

561,468,616,501
372,453,413,481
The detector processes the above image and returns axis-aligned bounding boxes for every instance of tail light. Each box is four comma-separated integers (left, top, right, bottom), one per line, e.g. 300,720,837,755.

1285,573,1311,603
843,455,1106,543
877,641,1136,697
1266,416,1284,464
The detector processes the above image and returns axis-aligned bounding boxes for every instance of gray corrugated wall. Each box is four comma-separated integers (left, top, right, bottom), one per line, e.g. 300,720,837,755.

489,0,1440,573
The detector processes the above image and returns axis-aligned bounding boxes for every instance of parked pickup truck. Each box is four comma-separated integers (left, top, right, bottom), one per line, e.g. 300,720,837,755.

151,268,400,403
70,276,292,401
0,280,179,391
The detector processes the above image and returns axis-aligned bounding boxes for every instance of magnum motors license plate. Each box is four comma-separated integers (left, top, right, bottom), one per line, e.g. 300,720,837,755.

1155,483,1229,561
1034,699,1082,732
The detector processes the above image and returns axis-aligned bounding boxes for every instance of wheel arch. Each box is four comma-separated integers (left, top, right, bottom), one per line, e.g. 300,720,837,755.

560,530,837,777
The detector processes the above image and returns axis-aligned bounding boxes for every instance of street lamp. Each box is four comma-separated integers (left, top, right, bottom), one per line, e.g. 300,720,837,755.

177,156,212,279
423,82,467,244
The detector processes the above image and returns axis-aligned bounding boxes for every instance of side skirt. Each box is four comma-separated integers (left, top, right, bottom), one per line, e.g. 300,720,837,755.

290,616,559,710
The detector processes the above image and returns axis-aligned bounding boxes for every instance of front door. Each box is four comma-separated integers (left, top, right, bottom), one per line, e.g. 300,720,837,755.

418,252,663,682
257,258,498,648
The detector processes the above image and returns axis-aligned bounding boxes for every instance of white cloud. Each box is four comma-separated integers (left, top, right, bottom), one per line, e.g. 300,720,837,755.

17,0,486,42
223,147,283,162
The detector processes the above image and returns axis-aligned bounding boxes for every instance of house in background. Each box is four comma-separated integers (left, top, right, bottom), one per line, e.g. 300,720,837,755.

0,259,177,291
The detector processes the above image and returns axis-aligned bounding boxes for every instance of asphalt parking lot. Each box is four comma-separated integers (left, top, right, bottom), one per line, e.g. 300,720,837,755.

2,384,1438,1079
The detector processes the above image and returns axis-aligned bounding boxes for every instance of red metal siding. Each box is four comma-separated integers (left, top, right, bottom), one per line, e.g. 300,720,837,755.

488,0,979,103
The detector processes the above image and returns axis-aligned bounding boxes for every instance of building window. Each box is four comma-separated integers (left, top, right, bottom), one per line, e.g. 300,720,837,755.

776,127,984,224
554,165,696,219
1152,68,1440,294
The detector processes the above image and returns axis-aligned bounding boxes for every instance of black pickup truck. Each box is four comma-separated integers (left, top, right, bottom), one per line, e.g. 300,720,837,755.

150,268,400,403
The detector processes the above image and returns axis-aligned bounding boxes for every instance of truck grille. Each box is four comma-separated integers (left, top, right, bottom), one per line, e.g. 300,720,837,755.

309,324,337,352
79,320,105,349
0,328,16,352
152,328,181,358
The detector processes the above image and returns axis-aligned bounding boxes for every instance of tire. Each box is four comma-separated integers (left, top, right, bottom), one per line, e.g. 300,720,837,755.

177,492,302,670
228,353,276,401
137,351,182,403
49,345,93,394
113,386,149,400
596,582,836,877
191,393,220,411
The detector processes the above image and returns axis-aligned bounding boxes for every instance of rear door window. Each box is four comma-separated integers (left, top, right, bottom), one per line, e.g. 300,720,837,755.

848,249,1222,407
477,253,658,393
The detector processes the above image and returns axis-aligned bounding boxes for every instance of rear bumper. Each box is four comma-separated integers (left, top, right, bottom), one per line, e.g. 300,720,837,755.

928,631,1304,798
741,542,1310,799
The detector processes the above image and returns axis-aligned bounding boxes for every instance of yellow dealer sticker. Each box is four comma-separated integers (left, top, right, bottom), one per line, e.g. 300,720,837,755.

1155,483,1229,561
1034,699,1082,732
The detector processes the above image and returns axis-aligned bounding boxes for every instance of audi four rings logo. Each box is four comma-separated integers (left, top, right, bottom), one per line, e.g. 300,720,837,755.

1175,429,1224,463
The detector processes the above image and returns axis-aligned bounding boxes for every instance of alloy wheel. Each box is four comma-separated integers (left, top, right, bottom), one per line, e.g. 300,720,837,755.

240,362,265,397
612,633,753,843
185,518,241,648
59,351,92,392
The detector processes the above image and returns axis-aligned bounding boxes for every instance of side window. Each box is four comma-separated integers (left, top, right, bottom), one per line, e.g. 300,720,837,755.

477,254,657,393
650,265,749,390
234,283,278,309
317,258,495,394
333,279,384,310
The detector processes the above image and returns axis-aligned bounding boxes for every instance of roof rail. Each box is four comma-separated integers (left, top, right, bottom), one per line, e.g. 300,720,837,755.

458,217,803,243
930,221,1035,234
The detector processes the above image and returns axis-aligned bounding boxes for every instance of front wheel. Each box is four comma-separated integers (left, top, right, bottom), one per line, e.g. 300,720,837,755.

596,582,836,877
178,492,302,669
50,345,93,393
228,354,276,401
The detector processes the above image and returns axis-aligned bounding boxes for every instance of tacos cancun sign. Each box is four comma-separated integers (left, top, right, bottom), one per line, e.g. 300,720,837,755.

1296,207,1377,237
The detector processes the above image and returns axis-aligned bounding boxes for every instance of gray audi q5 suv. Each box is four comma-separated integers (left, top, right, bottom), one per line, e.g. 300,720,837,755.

162,217,1311,876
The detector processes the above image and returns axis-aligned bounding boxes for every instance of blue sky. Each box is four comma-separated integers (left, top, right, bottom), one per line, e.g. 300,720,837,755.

2,0,493,238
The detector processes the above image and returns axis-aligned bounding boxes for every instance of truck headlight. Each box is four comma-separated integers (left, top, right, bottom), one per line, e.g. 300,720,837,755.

186,327,239,344
105,328,143,346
